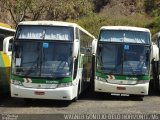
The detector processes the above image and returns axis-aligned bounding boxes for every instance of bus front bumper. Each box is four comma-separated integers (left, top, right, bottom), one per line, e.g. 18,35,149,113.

11,84,75,100
95,80,149,95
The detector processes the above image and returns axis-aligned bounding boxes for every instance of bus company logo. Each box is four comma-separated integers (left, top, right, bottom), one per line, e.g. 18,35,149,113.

23,78,32,83
120,81,123,84
46,80,58,84
126,77,138,80
38,84,41,88
107,75,115,80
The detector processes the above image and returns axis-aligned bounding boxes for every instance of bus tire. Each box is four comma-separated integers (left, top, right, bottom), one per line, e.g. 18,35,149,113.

131,95,144,101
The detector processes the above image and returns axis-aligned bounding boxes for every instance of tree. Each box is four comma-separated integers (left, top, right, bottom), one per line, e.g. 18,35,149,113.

93,0,110,12
0,0,94,26
0,0,32,26
144,0,155,14
29,0,47,20
45,0,94,20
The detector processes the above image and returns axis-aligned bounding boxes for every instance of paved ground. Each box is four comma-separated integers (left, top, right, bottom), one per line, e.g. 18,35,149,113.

0,88,160,120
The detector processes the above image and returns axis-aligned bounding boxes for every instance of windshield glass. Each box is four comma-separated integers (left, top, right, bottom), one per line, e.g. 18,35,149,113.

16,26,74,41
97,43,150,75
100,30,150,44
12,41,73,78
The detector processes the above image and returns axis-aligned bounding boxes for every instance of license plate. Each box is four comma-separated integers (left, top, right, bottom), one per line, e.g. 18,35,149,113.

34,91,45,95
117,87,126,90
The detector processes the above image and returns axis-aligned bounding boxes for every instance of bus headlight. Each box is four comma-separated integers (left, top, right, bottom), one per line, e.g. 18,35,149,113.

11,79,22,86
137,80,149,84
96,76,106,82
57,82,72,88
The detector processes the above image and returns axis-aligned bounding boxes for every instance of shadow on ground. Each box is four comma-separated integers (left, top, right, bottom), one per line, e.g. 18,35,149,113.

0,85,159,108
0,95,72,108
79,89,144,101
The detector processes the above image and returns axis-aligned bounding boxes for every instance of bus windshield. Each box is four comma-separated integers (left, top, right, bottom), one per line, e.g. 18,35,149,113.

16,25,74,41
100,30,150,44
12,41,73,78
97,43,150,75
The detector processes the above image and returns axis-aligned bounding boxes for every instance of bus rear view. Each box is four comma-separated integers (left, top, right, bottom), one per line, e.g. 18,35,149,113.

93,26,152,96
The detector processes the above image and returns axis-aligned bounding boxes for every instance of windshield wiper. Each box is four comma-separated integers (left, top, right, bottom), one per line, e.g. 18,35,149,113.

24,57,40,76
24,64,37,76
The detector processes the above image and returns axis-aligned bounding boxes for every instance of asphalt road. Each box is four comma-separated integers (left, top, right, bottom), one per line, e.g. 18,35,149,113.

0,88,160,120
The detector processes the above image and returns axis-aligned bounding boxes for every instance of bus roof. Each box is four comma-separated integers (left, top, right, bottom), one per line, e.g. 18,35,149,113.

19,21,79,27
100,26,150,33
18,21,95,39
0,26,15,32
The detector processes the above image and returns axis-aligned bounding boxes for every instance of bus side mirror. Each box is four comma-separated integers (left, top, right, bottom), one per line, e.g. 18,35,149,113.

3,36,14,54
152,43,159,61
92,39,97,55
72,39,79,58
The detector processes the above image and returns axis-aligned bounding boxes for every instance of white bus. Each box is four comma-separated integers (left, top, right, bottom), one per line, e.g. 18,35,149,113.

0,23,15,95
92,26,158,96
152,32,160,91
10,21,95,101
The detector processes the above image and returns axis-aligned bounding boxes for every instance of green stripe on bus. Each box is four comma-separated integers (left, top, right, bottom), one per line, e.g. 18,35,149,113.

11,74,72,84
96,71,150,81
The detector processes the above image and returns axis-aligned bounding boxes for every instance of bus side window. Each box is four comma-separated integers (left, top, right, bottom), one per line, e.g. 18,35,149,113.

8,38,13,51
73,57,78,79
0,37,4,51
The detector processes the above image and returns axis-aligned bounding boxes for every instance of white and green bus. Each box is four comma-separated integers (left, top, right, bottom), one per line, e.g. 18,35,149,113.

92,26,157,96
152,32,160,91
0,23,15,95
10,21,95,101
